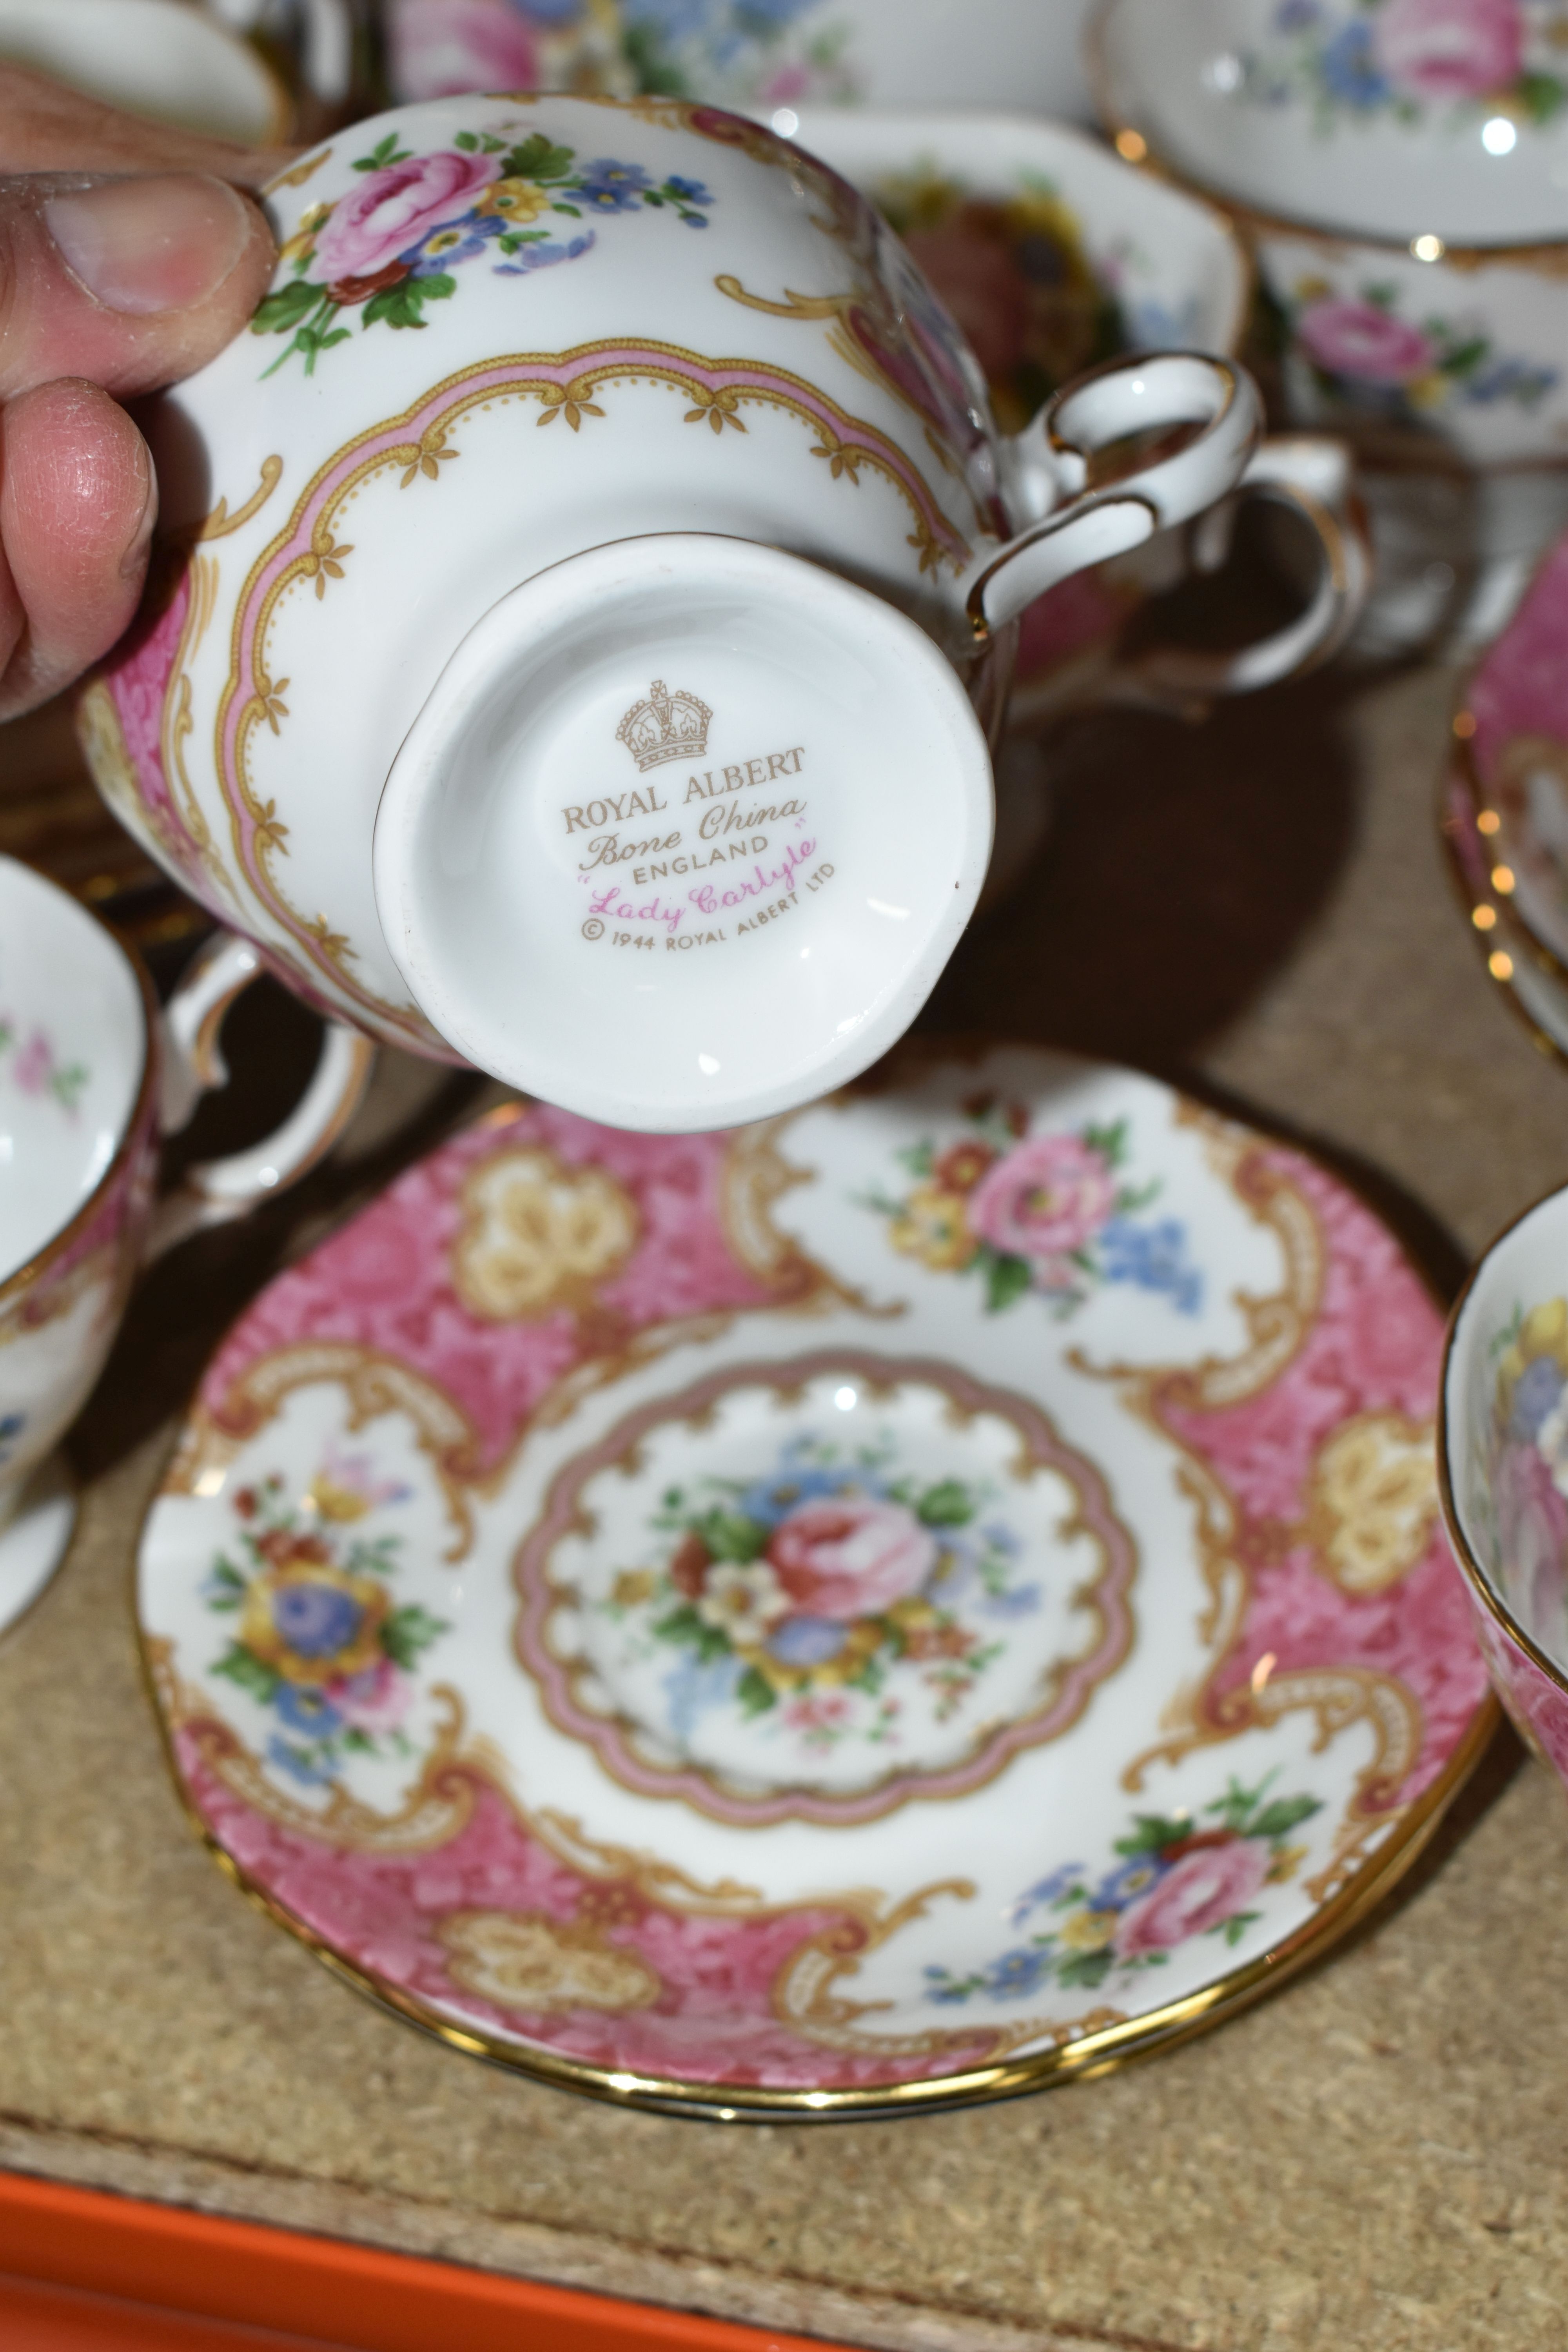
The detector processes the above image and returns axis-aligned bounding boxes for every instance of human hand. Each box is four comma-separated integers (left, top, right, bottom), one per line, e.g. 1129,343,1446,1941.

0,64,287,721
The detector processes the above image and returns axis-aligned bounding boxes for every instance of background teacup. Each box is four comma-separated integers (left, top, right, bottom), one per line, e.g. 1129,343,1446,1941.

0,0,293,141
378,0,1099,120
1093,0,1568,475
1441,1183,1568,1791
0,856,373,1633
1091,0,1568,652
792,109,1370,731
1090,0,1568,246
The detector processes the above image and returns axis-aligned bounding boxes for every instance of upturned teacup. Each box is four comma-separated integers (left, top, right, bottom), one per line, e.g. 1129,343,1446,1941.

80,94,1270,1132
0,857,371,1630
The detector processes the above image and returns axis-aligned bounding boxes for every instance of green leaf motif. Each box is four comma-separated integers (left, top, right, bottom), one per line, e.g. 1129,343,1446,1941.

354,132,412,172
653,1601,732,1665
1081,1119,1128,1169
916,1479,974,1529
211,1643,280,1704
980,1246,1034,1314
1517,71,1566,124
1056,1949,1114,1990
736,1664,777,1717
1114,1812,1192,1857
506,134,575,182
1249,1795,1322,1842
251,279,321,335
380,1604,449,1670
695,1507,765,1564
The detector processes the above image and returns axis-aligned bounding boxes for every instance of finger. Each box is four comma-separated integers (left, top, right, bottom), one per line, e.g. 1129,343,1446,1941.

0,62,293,191
0,377,154,720
0,170,276,400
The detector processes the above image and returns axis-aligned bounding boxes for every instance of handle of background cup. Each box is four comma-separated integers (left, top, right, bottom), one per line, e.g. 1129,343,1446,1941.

966,351,1264,640
1122,436,1373,715
1006,436,1373,731
144,931,376,1261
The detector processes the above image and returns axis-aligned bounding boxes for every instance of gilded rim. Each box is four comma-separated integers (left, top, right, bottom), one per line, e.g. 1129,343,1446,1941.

1448,527,1568,987
1084,0,1568,270
1437,1184,1568,1706
0,886,160,1310
133,1081,1503,2118
1435,765,1568,1076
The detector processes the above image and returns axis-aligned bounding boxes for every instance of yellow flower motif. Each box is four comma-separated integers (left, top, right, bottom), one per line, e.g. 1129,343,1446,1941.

1495,1295,1568,1443
1406,371,1450,411
612,1569,656,1608
279,201,329,265
887,1597,940,1633
889,1185,978,1273
1308,1412,1437,1595
1267,1843,1308,1885
308,1475,371,1524
1058,1907,1117,1953
738,1617,883,1694
453,1145,640,1320
476,177,551,223
437,1910,659,2016
240,1559,388,1684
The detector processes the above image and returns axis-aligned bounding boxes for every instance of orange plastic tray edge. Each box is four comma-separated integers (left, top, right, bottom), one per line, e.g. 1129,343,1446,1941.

0,2167,855,2352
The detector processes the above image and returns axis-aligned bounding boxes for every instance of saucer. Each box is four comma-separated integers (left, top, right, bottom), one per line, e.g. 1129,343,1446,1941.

138,1052,1494,2116
0,1455,75,1639
1453,528,1568,986
1440,770,1568,1069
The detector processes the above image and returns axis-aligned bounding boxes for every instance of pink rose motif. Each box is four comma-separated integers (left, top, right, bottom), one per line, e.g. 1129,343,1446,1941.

1112,1836,1272,1959
1374,0,1523,103
326,1657,415,1733
388,0,544,103
12,1031,54,1095
767,1496,938,1621
965,1132,1116,1271
313,147,502,285
1295,297,1435,385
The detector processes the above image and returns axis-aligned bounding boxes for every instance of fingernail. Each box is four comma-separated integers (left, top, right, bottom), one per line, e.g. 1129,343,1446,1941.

43,175,250,316
120,442,158,581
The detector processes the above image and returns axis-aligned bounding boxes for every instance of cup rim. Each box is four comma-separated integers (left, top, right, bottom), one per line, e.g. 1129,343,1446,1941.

0,864,161,1311
1084,0,1568,268
1437,1178,1568,1704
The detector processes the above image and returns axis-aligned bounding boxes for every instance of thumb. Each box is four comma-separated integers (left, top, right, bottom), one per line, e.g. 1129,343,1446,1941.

0,170,276,401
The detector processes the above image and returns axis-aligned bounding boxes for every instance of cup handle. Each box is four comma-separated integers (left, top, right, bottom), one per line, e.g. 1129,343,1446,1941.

144,931,376,1261
966,351,1264,638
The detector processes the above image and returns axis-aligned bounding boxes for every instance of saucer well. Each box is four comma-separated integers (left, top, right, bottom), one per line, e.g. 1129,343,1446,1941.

136,1052,1494,2116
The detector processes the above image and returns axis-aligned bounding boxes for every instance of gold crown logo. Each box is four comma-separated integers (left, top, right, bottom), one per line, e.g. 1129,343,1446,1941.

615,679,712,772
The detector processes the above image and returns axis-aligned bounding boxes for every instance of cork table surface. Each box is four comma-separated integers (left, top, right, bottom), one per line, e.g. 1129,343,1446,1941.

3,659,1567,2352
